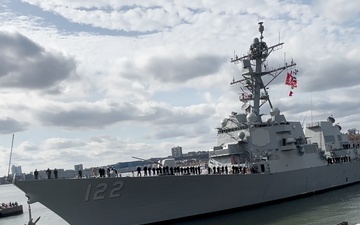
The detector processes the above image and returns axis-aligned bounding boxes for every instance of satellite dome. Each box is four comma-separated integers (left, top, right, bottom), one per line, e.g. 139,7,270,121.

271,108,280,116
246,112,257,123
253,38,259,44
327,116,335,124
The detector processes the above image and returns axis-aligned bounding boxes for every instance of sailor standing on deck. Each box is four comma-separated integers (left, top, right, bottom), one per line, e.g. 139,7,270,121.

92,167,98,177
137,166,141,176
144,166,148,176
106,167,110,177
46,168,51,179
54,168,58,179
113,167,118,177
34,169,39,179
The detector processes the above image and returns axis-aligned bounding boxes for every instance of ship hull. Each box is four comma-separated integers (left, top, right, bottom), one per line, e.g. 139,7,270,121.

14,161,360,225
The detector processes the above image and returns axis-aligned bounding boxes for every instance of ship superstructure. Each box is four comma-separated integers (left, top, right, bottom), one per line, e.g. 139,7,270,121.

208,22,333,174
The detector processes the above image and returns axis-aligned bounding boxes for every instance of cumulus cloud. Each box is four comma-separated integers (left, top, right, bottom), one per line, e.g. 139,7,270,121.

43,138,86,149
34,99,213,130
17,141,39,152
301,58,360,92
0,117,28,134
21,0,186,32
0,31,76,90
150,123,211,140
35,101,136,129
144,55,225,83
313,0,360,24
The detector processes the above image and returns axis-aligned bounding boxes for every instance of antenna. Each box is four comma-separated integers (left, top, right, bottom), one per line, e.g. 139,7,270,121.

310,92,313,123
258,22,264,41
278,31,281,43
302,114,307,127
7,134,15,178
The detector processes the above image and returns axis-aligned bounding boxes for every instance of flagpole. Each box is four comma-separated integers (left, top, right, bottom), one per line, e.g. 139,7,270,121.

7,133,15,178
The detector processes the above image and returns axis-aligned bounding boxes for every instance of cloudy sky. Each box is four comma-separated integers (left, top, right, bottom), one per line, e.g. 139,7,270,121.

0,0,359,175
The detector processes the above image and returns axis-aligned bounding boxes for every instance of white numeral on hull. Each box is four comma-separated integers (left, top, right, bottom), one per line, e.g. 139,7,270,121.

85,181,124,201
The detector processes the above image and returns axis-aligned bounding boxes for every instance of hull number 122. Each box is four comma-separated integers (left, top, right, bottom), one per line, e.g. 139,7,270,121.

85,181,124,201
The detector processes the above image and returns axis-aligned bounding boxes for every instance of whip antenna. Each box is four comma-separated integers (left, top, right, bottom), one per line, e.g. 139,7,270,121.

7,133,14,178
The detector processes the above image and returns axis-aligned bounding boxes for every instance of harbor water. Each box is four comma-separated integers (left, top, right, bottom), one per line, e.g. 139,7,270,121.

1,183,360,225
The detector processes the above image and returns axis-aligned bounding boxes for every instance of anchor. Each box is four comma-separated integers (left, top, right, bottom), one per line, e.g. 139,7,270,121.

25,195,40,225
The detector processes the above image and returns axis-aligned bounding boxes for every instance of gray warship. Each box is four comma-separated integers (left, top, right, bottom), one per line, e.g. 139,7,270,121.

12,22,360,225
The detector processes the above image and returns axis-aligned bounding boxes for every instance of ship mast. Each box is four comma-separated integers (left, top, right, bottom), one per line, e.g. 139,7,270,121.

230,22,296,122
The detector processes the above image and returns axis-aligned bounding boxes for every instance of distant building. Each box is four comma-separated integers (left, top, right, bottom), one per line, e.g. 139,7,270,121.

11,165,22,175
171,146,183,158
74,164,83,174
62,169,76,179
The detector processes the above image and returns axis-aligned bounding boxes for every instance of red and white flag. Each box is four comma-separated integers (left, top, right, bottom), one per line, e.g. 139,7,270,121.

292,76,297,88
285,72,293,86
286,70,299,97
